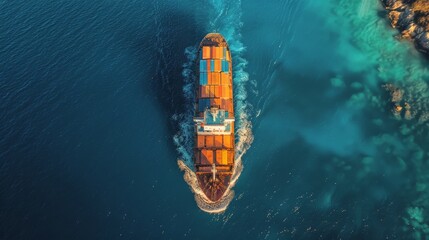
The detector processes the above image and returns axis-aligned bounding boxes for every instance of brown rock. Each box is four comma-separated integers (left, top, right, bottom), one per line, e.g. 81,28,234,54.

386,1,405,10
389,10,402,27
402,23,417,39
395,104,403,112
412,0,429,12
381,0,429,55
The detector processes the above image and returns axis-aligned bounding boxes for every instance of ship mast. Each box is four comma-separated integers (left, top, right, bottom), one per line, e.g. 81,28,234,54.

211,163,217,180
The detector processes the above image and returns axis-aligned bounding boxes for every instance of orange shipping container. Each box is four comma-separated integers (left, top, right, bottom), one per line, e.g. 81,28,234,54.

211,47,221,59
197,135,205,148
217,47,224,59
215,98,222,106
227,150,234,164
206,86,212,98
221,72,230,85
205,86,210,98
215,135,223,147
201,149,213,164
210,98,220,107
207,150,214,164
222,86,232,99
211,47,216,59
223,135,232,148
205,135,214,147
221,86,229,98
207,72,213,85
210,98,221,107
222,150,228,165
213,86,219,98
220,86,226,98
212,72,220,85
209,86,215,97
212,47,218,59
214,59,221,72
212,47,216,59
215,150,222,165
200,86,209,98
202,46,211,59
206,59,211,72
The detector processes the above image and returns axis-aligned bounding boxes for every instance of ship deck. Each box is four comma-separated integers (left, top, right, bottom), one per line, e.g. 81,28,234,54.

193,33,235,202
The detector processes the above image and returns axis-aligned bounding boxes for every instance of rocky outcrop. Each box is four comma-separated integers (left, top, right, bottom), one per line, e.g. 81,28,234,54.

383,83,429,124
383,84,409,119
416,32,429,53
381,0,429,54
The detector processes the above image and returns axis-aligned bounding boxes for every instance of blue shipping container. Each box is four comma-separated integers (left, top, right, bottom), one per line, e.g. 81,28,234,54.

200,72,208,85
222,60,229,72
198,99,210,112
200,60,207,72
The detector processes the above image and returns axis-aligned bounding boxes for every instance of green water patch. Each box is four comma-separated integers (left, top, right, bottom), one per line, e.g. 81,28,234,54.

328,0,429,238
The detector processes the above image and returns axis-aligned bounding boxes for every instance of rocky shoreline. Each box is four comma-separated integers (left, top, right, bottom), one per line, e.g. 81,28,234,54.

381,0,429,55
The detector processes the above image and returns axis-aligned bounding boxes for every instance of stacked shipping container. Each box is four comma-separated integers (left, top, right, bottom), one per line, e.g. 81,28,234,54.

195,44,234,170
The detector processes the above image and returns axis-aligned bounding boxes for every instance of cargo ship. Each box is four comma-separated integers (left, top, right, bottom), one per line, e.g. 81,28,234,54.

193,33,234,202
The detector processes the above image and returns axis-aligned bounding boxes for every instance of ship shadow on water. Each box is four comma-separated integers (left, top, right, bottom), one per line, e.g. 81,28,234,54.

133,9,205,156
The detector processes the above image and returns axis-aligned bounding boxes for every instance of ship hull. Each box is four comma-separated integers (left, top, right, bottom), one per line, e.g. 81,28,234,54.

193,33,234,202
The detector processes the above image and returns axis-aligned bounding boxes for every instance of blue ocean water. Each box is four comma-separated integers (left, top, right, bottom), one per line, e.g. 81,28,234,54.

1,0,429,239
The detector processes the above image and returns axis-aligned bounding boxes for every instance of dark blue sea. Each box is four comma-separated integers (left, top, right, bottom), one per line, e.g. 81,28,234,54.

1,0,429,239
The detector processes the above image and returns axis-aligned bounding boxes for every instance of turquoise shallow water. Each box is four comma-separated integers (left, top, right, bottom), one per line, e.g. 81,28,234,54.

1,0,429,239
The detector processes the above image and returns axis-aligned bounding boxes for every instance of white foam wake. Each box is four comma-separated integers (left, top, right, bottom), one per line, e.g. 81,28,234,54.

174,0,254,213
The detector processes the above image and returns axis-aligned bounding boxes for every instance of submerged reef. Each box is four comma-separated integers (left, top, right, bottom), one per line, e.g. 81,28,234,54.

331,0,429,237
383,82,429,239
383,83,429,125
381,0,429,54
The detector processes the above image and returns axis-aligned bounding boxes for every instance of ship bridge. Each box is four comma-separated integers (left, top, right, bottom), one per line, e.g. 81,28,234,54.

194,107,234,135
